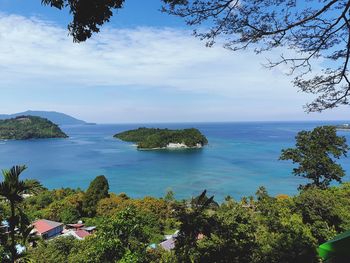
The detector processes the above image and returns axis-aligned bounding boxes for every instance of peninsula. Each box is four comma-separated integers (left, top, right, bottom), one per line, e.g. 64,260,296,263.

0,116,68,140
114,127,208,149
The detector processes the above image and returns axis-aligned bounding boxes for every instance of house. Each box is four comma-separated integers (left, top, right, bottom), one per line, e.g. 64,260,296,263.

159,230,179,251
159,231,205,251
160,238,176,251
32,219,64,239
62,222,95,240
66,223,96,233
61,229,91,240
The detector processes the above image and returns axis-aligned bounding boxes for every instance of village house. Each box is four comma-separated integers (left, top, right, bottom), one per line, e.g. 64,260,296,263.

61,229,91,240
61,222,95,240
159,230,179,251
31,219,95,241
32,219,64,239
159,231,204,251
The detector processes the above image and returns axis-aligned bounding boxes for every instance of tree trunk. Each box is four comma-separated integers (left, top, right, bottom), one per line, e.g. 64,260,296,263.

9,201,16,263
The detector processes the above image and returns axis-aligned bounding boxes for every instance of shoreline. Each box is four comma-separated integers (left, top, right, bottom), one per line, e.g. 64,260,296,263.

137,142,204,150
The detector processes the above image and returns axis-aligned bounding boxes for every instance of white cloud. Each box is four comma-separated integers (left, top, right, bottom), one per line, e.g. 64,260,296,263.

0,14,287,92
0,13,347,122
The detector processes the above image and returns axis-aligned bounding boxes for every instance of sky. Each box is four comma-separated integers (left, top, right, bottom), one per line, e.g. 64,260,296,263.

0,0,348,123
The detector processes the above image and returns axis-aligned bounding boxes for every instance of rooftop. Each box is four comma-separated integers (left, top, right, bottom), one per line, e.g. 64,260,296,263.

160,238,176,251
32,219,63,234
62,229,91,240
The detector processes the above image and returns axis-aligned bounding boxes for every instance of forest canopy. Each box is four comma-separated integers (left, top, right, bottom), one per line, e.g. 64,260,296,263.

0,116,68,140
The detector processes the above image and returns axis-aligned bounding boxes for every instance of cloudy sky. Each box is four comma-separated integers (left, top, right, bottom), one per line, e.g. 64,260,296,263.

0,0,348,123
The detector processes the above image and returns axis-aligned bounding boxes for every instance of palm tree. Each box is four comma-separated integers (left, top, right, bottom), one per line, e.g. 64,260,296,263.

175,190,216,262
0,165,42,263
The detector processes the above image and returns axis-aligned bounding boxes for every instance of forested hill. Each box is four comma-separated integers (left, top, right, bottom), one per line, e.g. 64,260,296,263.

114,127,208,149
0,116,68,140
0,111,86,125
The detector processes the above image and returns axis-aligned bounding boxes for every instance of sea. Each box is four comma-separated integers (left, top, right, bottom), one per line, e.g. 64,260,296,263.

0,121,349,201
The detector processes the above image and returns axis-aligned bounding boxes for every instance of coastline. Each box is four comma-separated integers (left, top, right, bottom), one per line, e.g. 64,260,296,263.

137,143,204,150
1,122,349,201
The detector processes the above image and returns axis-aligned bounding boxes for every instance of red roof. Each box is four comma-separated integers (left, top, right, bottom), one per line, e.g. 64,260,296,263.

67,223,85,229
33,219,63,234
75,229,90,239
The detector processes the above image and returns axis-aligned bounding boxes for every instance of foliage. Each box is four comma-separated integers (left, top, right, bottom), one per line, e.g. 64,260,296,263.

41,0,125,42
280,126,348,189
0,116,67,140
96,193,128,216
42,192,84,224
293,184,350,243
174,190,216,262
3,165,350,263
164,188,175,202
0,244,5,263
254,196,318,263
82,175,109,217
68,206,154,263
95,194,169,242
27,236,78,263
114,127,208,149
23,188,82,221
19,177,350,263
0,165,42,262
194,203,258,263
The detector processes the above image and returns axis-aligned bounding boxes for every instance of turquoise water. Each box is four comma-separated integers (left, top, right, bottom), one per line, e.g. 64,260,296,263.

0,122,349,201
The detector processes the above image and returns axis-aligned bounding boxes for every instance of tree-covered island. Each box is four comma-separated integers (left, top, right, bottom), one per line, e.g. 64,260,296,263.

0,116,68,140
114,127,208,149
336,124,350,130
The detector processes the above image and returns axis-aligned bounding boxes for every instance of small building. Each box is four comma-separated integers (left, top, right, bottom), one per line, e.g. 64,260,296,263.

159,231,204,251
32,219,64,239
62,222,95,240
160,238,176,251
159,230,179,251
81,226,96,234
61,229,91,240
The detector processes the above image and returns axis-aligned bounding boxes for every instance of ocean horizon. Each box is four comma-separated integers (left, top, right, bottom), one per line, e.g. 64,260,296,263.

0,121,349,201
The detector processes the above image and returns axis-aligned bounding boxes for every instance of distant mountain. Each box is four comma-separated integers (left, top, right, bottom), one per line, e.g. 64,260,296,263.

0,111,87,125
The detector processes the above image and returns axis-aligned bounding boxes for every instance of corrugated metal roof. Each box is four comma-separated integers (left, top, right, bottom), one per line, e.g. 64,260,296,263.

33,219,63,234
160,237,176,251
75,229,90,239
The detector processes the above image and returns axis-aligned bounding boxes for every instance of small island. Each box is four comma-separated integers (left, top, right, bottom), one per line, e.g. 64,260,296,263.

0,116,68,140
335,124,350,131
114,127,208,149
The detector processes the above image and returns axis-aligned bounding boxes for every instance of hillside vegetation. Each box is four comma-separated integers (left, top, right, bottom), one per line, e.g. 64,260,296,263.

3,175,350,263
114,127,208,149
0,116,68,140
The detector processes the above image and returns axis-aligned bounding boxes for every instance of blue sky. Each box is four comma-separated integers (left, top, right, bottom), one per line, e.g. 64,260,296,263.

0,0,348,123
